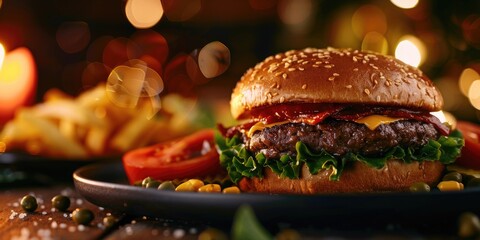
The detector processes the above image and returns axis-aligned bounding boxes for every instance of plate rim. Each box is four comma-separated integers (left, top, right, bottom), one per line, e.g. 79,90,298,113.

73,161,480,224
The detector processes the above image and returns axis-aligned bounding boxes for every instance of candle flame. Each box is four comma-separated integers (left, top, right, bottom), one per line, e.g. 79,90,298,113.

0,44,5,71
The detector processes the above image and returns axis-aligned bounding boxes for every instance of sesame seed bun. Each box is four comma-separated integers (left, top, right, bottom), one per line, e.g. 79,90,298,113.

238,160,445,194
230,47,443,120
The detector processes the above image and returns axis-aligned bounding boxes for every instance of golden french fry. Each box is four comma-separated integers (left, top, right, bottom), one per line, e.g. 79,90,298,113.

85,126,111,155
110,113,163,152
43,88,72,102
31,99,105,127
17,109,88,158
58,119,77,142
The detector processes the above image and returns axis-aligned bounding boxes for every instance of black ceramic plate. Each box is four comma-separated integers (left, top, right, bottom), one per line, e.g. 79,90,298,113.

74,162,480,227
0,152,115,184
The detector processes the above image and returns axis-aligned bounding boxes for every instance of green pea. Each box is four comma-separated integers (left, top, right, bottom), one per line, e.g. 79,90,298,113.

72,208,94,225
51,195,70,212
21,195,38,212
198,228,228,240
443,172,462,182
458,212,480,238
467,178,480,188
409,182,430,192
158,181,176,191
141,177,154,187
145,180,160,189
103,216,117,228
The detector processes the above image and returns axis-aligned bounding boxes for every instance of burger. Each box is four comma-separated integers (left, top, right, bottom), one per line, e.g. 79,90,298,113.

216,47,464,194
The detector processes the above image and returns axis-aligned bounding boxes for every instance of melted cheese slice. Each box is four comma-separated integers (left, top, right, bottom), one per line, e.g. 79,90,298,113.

247,121,289,137
354,115,403,130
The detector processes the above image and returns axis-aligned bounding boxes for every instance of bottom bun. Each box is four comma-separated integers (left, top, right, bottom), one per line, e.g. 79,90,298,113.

238,160,445,194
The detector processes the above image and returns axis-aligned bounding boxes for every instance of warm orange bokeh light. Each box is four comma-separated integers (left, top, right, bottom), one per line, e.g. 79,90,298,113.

125,0,164,29
395,36,426,67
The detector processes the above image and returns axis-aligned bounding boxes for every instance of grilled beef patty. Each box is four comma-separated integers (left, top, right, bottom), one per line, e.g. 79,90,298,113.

245,120,440,159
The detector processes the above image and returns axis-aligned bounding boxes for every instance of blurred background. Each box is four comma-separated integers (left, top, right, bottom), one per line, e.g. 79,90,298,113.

0,0,479,157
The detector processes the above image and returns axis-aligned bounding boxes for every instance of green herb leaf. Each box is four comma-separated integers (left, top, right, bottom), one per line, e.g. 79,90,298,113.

232,205,272,240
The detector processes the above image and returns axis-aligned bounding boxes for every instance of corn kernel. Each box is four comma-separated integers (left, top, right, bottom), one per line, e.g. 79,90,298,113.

437,180,464,191
175,179,204,192
222,186,241,194
198,184,221,193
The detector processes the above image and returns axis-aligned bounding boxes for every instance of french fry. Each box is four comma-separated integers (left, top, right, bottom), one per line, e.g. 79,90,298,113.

31,100,105,127
110,113,160,152
17,109,88,158
85,126,111,156
0,83,220,159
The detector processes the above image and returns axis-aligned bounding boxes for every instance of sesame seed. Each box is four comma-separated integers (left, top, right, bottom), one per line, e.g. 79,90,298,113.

324,65,333,68
299,67,305,71
328,77,335,81
353,68,359,71
364,89,371,95
280,96,285,103
313,65,319,68
288,68,296,71
302,84,307,89
282,73,288,79
353,56,358,62
346,85,352,88
333,73,339,76
376,96,381,102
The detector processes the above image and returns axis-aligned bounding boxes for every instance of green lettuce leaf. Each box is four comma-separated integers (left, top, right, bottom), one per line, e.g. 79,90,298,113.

215,130,465,184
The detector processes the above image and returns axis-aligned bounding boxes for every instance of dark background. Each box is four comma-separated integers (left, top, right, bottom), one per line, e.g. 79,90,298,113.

0,0,479,123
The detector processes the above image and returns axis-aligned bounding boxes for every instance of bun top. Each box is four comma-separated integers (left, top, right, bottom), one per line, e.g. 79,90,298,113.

230,47,443,119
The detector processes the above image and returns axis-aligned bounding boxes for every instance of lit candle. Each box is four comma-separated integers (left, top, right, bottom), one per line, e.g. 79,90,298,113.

0,44,37,124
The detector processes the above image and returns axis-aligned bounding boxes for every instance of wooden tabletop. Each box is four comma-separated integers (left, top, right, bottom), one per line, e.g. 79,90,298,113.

0,167,470,239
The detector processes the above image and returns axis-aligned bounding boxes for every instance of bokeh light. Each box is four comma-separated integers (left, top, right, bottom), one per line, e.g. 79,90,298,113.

82,62,110,89
163,54,194,96
56,21,91,54
352,5,387,39
395,35,426,67
102,37,139,69
462,15,480,49
0,44,5,70
459,68,480,97
186,49,208,85
198,41,230,79
390,0,419,9
106,59,164,118
469,80,480,110
361,32,388,54
125,0,164,29
278,0,313,26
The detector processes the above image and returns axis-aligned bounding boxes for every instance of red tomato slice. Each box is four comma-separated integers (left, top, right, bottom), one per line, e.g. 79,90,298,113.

122,129,222,184
455,121,480,170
